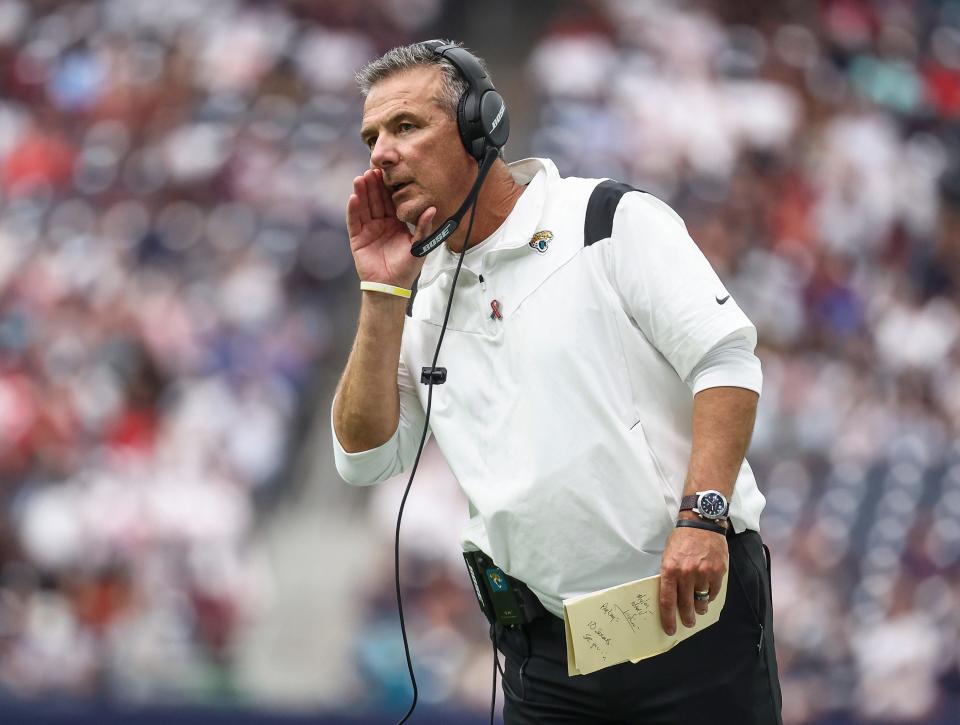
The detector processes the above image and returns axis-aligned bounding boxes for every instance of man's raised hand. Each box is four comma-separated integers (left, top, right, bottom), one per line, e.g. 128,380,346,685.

346,168,436,289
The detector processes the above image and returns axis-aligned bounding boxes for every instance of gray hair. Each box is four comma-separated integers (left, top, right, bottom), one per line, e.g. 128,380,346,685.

356,40,490,119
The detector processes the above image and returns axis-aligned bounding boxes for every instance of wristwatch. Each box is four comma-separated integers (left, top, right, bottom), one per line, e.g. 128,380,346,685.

679,490,730,521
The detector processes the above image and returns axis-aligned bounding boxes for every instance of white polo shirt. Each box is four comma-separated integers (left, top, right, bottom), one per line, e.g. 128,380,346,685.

333,158,766,617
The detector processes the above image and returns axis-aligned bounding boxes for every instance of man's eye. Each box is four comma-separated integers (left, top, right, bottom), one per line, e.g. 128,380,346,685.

365,137,376,150
398,122,415,132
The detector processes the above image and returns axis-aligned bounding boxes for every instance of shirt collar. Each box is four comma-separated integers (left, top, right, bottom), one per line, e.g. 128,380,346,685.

417,157,556,288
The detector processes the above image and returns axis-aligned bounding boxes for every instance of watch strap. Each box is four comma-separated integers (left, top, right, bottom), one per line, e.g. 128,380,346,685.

679,490,730,520
675,518,727,536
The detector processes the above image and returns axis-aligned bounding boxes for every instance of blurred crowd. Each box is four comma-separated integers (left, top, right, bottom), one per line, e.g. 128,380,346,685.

0,0,445,704
3,0,960,723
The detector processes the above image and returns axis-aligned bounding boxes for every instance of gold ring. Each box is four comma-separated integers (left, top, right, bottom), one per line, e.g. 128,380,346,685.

693,590,710,602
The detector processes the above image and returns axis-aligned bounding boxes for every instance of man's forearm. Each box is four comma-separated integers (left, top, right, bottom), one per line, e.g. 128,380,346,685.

661,385,758,634
681,386,759,500
333,292,409,453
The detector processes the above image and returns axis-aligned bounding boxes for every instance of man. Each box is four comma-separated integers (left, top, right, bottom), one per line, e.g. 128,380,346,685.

332,40,782,724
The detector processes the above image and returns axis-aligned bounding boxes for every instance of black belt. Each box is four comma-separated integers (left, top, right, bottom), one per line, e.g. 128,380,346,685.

463,550,549,626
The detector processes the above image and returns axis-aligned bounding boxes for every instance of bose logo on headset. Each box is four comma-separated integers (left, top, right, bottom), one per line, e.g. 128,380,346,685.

490,102,505,133
419,220,457,255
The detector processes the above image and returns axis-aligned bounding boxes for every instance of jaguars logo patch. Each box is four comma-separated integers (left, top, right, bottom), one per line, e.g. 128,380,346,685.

528,230,553,254
485,568,510,592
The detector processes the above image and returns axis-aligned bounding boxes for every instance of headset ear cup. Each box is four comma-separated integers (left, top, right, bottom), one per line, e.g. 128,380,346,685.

479,90,509,150
457,90,481,160
438,44,508,161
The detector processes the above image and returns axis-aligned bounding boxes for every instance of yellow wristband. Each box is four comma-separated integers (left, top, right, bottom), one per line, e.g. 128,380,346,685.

360,281,412,299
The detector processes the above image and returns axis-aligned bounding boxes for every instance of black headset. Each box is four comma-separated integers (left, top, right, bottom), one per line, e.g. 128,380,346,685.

424,40,510,160
409,41,511,257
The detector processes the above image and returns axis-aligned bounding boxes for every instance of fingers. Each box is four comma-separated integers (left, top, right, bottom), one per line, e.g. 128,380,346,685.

709,570,724,602
348,169,401,243
659,572,677,636
372,168,396,217
346,193,362,239
413,205,437,242
677,575,696,629
348,170,400,241
693,582,710,617
352,175,372,226
660,572,708,635
365,169,386,219
693,566,725,614
659,528,728,635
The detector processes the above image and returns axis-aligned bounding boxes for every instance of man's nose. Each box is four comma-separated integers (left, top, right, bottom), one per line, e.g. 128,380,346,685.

369,135,399,169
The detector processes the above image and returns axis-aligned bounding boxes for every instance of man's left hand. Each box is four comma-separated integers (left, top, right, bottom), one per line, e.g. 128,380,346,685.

658,519,728,635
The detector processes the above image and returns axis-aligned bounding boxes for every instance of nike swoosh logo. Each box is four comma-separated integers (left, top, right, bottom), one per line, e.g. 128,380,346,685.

716,295,730,305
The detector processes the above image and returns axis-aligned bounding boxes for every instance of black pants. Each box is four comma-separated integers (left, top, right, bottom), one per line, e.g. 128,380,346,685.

492,531,783,725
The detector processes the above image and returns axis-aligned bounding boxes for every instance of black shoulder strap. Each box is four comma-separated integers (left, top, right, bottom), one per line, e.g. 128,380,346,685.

584,180,645,246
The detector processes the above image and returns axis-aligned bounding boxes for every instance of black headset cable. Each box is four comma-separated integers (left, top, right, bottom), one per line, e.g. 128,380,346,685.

394,148,496,725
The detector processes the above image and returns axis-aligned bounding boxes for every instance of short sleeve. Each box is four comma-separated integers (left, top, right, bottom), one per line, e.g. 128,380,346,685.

598,192,757,381
685,330,763,396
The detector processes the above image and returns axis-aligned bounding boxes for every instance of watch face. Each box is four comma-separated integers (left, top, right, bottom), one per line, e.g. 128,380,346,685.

698,491,727,519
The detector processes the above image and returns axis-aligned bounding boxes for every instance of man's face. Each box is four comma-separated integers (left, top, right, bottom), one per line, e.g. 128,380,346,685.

360,65,476,226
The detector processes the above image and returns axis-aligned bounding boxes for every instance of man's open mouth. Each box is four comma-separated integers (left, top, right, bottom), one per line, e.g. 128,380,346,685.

389,181,411,194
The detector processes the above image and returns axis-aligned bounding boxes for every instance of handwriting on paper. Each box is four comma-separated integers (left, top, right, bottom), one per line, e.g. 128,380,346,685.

563,573,728,676
593,593,652,638
581,632,607,661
